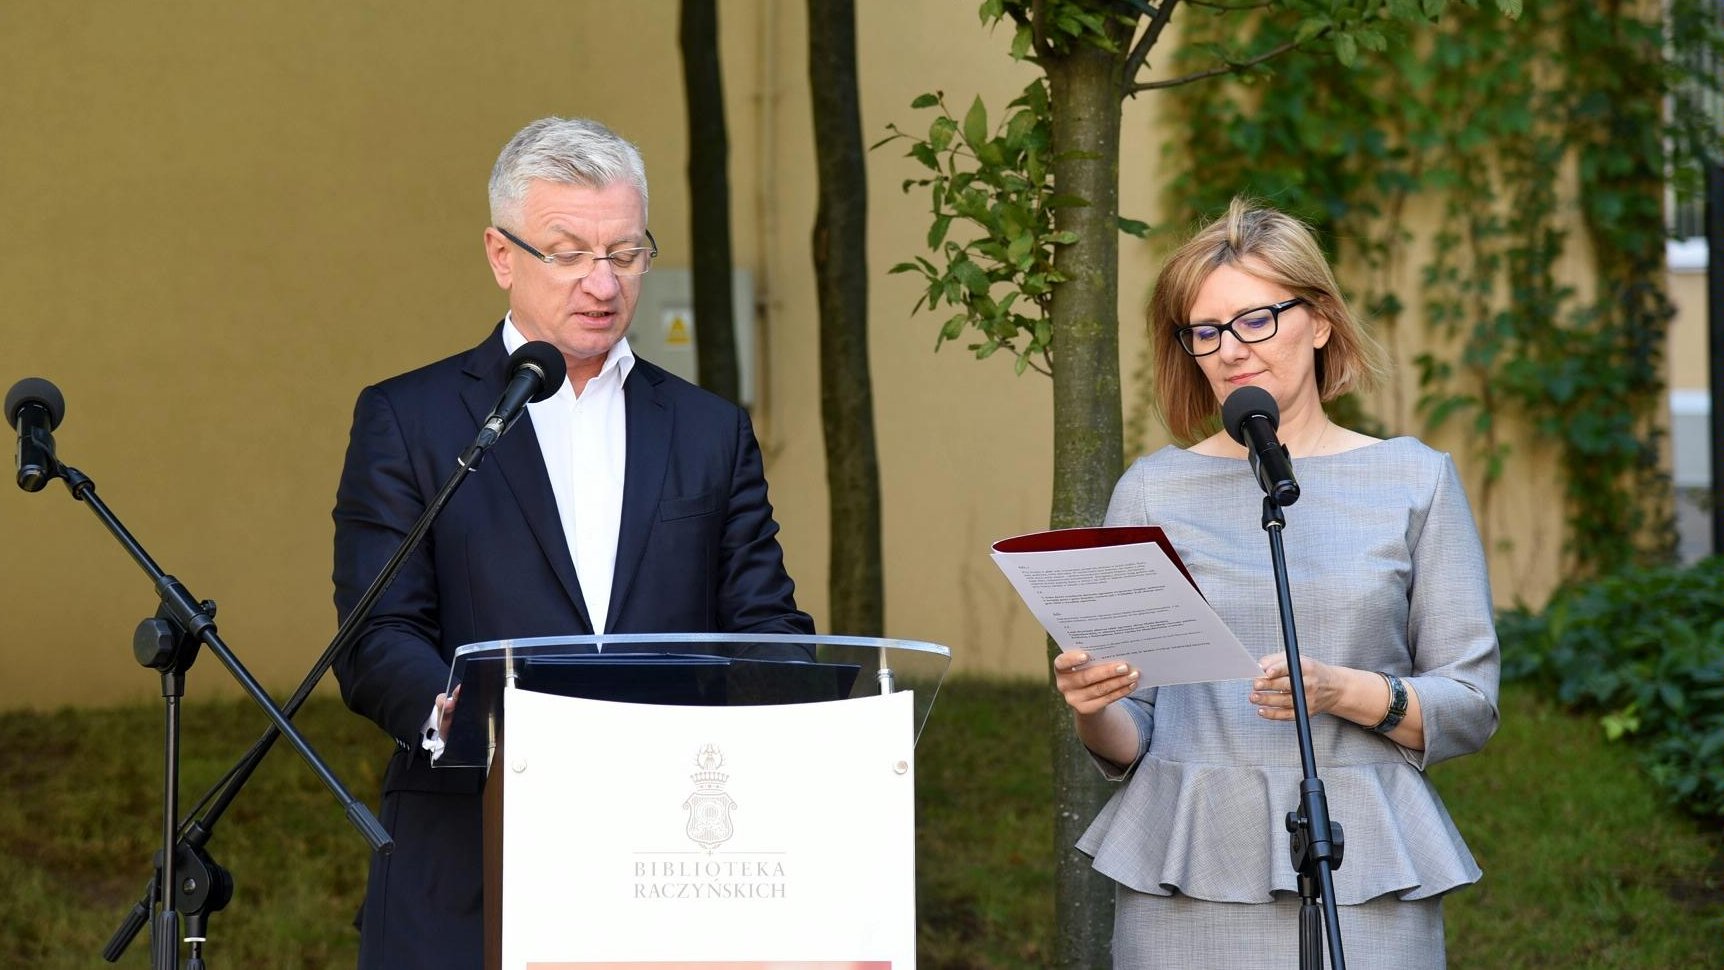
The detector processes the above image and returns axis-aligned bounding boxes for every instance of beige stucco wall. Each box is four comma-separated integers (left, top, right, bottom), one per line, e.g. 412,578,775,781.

1361,187,1592,605
1668,270,1711,392
0,2,1673,709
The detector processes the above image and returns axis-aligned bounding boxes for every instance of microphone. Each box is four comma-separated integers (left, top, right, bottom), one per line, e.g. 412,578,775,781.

6,377,66,493
1222,385,1300,506
473,341,567,452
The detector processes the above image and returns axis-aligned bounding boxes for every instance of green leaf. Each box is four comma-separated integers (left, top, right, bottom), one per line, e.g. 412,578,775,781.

951,259,991,296
1118,216,1151,238
1602,705,1640,741
1010,23,1033,61
962,96,989,150
1004,109,1037,150
1660,682,1687,715
888,261,924,276
910,93,940,110
1494,0,1522,18
1334,32,1358,68
939,313,967,342
909,142,938,171
928,215,954,249
929,115,957,153
1022,78,1048,115
1294,17,1330,46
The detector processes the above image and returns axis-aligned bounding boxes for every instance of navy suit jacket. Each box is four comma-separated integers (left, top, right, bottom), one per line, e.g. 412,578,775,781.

331,326,812,968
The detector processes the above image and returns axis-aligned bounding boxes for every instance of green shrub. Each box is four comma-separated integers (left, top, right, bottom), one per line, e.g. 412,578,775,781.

1497,557,1724,817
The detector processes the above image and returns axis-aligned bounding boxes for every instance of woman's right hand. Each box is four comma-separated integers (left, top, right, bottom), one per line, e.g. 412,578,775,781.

1054,650,1140,715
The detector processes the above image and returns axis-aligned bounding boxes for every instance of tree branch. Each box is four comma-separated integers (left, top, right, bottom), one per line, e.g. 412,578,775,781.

1128,35,1309,93
1123,0,1179,84
1028,0,1055,59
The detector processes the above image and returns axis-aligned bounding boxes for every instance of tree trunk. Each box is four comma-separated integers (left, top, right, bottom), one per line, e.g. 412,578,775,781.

680,0,740,404
807,0,883,637
1044,38,1128,970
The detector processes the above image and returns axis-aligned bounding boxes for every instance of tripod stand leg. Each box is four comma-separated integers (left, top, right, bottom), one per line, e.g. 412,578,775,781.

152,908,179,969
147,635,191,970
1298,873,1324,969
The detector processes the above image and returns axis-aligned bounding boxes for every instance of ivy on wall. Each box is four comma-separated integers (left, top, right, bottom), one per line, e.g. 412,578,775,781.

1164,0,1721,577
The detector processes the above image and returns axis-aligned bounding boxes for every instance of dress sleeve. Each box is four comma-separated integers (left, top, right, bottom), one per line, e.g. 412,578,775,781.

1401,453,1501,769
1087,461,1158,778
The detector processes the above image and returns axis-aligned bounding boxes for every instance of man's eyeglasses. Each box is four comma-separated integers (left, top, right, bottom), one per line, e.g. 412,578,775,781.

495,226,658,279
1174,297,1306,357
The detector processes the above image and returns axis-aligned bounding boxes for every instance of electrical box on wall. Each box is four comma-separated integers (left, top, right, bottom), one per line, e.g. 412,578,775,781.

1671,389,1712,488
1670,388,1715,565
631,269,756,406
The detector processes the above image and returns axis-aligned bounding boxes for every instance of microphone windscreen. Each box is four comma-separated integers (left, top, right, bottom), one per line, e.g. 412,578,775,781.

5,377,66,430
1222,385,1278,445
508,342,568,402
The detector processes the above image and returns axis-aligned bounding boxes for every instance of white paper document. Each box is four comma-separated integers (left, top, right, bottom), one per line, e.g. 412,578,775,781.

991,527,1261,686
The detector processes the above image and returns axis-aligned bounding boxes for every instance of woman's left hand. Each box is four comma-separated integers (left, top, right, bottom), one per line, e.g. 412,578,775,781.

1251,653,1349,721
1253,653,1425,747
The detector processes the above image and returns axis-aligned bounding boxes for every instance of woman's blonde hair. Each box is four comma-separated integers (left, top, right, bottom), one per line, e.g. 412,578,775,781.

1148,198,1389,443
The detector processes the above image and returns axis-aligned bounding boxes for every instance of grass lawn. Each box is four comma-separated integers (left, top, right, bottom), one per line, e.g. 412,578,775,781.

1,680,1718,967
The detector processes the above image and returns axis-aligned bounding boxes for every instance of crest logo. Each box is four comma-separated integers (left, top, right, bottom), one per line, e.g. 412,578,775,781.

682,743,737,852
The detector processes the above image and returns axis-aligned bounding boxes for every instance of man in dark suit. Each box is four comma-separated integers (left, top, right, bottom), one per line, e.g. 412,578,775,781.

331,116,813,970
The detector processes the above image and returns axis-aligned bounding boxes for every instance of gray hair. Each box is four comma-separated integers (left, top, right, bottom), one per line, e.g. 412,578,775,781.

487,117,649,228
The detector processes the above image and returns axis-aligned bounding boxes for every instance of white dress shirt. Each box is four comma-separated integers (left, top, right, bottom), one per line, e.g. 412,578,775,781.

502,315,632,635
426,318,633,760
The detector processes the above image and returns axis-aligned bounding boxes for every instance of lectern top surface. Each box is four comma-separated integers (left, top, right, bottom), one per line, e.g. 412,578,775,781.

438,634,951,767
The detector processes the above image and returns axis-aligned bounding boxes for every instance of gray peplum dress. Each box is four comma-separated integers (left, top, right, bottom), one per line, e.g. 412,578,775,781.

1079,437,1501,968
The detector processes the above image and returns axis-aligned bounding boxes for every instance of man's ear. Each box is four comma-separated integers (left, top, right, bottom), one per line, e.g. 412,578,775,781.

483,227,513,290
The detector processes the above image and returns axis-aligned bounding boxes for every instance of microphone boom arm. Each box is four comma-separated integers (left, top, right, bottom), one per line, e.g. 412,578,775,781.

113,355,554,958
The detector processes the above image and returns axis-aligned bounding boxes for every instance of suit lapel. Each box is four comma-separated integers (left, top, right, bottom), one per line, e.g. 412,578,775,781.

608,362,671,630
459,328,592,632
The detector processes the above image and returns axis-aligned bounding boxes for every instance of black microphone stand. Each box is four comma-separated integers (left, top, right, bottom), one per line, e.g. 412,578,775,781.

1260,493,1347,970
103,431,505,963
99,344,559,965
26,460,392,970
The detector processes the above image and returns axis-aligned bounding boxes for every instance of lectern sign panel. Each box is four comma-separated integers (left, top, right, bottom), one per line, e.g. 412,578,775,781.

499,687,916,969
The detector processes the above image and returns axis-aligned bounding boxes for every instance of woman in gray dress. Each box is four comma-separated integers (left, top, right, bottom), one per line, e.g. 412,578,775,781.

1054,199,1500,968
